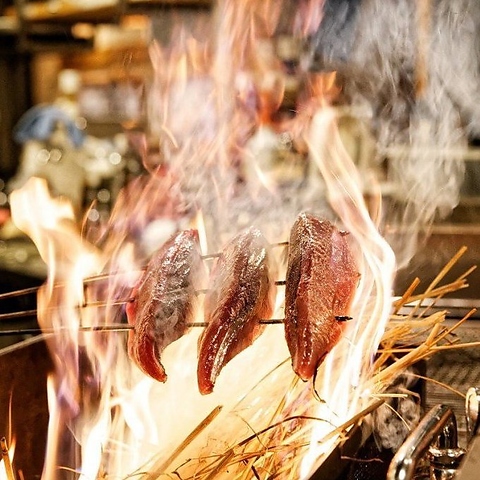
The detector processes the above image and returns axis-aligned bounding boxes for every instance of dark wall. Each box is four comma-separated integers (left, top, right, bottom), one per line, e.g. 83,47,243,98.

0,49,32,182
0,338,53,479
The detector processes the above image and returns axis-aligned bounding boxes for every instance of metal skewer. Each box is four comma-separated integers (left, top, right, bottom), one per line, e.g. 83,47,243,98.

0,319,287,336
0,242,290,303
0,314,353,336
0,286,40,301
0,309,38,321
0,280,287,322
0,242,358,336
0,324,135,336
0,298,133,321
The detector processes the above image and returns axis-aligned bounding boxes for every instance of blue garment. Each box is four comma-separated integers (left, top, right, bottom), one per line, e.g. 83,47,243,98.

13,104,85,148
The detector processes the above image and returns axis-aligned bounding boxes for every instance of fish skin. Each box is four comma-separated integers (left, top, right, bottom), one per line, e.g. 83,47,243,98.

197,227,276,395
126,229,204,382
284,213,358,381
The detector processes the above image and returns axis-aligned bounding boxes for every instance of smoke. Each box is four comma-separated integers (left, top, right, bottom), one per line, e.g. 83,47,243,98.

310,0,480,267
143,1,307,251
142,0,480,266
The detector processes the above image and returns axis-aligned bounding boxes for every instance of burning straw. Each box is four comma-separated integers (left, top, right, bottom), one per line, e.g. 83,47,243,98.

1,437,15,480
4,1,479,477
117,247,475,480
6,114,476,480
6,121,476,480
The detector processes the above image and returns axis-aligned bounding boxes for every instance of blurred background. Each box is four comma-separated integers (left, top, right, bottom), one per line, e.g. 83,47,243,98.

0,1,479,477
0,0,213,342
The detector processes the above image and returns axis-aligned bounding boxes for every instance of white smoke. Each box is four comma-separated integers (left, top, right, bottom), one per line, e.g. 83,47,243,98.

311,0,480,267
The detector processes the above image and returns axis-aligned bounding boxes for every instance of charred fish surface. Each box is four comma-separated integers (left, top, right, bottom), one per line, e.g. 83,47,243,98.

284,213,358,381
197,227,276,395
126,229,204,382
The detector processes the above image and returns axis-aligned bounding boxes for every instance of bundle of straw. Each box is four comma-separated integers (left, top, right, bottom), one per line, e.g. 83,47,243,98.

124,246,476,480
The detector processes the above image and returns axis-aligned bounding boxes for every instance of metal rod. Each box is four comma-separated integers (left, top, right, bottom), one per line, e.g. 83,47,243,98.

387,404,459,480
0,319,288,336
0,280,289,322
0,279,287,304
0,286,39,301
0,325,134,335
0,309,38,321
0,282,287,318
0,302,353,325
80,299,133,308
0,243,290,303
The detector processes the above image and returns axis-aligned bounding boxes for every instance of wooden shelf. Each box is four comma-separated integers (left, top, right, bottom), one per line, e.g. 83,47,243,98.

0,0,211,50
4,0,211,24
13,2,120,24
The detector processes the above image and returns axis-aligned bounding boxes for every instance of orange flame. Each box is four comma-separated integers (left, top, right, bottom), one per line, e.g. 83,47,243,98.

8,1,399,478
0,436,16,480
300,106,396,475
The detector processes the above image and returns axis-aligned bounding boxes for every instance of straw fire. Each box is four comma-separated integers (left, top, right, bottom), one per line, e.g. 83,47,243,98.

5,0,480,478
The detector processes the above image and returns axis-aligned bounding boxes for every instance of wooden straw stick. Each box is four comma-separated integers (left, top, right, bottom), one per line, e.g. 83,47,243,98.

371,321,442,387
407,278,468,305
412,373,466,399
319,399,385,445
143,405,223,479
1,437,15,480
456,265,477,283
201,450,236,480
432,309,477,344
432,341,480,352
392,277,421,312
425,246,468,294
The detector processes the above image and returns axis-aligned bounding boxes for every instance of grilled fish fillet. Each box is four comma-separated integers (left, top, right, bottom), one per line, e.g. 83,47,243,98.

284,213,358,381
197,227,276,394
126,229,204,382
